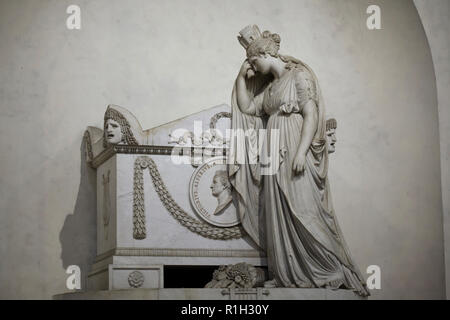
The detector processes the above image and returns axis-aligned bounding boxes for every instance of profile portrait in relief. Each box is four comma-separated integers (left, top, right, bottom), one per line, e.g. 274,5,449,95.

210,170,233,216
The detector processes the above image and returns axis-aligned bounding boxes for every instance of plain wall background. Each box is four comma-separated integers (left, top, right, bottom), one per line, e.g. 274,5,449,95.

414,0,450,299
0,0,446,299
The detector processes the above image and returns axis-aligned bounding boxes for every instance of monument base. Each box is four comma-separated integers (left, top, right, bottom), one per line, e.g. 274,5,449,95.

54,288,365,300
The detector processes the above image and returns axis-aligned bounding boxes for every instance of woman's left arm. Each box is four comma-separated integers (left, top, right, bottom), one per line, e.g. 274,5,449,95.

293,100,318,174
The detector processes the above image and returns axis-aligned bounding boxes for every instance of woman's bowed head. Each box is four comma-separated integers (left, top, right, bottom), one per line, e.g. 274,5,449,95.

238,27,282,78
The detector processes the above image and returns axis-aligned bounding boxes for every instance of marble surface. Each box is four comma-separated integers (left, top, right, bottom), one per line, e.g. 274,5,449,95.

108,264,163,290
147,104,231,147
54,288,364,300
114,153,259,252
88,104,232,159
88,105,265,291
0,0,446,299
96,156,117,255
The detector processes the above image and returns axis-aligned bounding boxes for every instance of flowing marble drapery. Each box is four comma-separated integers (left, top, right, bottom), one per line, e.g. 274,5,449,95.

228,58,370,296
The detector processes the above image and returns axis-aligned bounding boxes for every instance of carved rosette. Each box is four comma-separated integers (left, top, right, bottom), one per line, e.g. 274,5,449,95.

128,271,145,288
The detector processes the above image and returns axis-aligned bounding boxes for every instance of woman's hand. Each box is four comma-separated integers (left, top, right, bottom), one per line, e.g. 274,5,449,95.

292,152,307,175
238,60,255,79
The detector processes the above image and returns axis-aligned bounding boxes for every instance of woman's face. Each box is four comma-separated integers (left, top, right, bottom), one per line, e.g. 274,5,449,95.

105,119,123,144
249,54,271,74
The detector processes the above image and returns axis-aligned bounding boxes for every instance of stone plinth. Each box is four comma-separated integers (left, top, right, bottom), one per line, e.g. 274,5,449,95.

55,288,365,300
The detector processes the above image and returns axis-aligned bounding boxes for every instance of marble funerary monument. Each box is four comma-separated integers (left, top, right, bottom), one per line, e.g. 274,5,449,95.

70,25,368,300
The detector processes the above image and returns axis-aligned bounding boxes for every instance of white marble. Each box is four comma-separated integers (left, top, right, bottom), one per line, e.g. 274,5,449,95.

147,104,231,147
54,288,363,300
111,256,265,268
90,109,265,291
86,104,232,160
108,264,163,290
0,0,445,300
114,153,259,252
96,156,117,256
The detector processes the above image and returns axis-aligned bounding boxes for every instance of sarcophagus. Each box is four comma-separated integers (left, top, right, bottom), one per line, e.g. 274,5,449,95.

84,104,266,290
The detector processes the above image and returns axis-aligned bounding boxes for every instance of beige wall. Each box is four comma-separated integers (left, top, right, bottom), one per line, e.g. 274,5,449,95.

414,0,450,299
0,0,445,299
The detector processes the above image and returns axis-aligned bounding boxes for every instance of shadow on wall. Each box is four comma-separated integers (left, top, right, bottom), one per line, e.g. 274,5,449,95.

59,138,97,290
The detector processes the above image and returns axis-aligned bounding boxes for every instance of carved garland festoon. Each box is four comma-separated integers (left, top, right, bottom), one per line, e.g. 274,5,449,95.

133,156,243,240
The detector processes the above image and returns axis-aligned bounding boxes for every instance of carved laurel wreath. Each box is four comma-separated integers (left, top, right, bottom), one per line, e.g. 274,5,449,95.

133,156,243,240
209,112,231,129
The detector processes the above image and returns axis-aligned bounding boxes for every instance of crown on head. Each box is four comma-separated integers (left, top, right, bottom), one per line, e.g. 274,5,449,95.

237,25,262,50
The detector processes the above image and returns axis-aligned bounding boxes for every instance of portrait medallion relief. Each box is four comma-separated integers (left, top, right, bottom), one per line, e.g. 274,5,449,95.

189,156,240,228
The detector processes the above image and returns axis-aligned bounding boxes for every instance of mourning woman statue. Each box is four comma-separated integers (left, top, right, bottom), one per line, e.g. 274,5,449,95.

103,105,143,147
228,25,369,296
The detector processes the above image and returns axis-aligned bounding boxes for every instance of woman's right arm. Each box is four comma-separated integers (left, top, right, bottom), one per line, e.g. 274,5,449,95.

236,60,256,115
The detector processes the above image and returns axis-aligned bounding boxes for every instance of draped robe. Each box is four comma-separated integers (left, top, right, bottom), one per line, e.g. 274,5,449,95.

228,59,369,296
